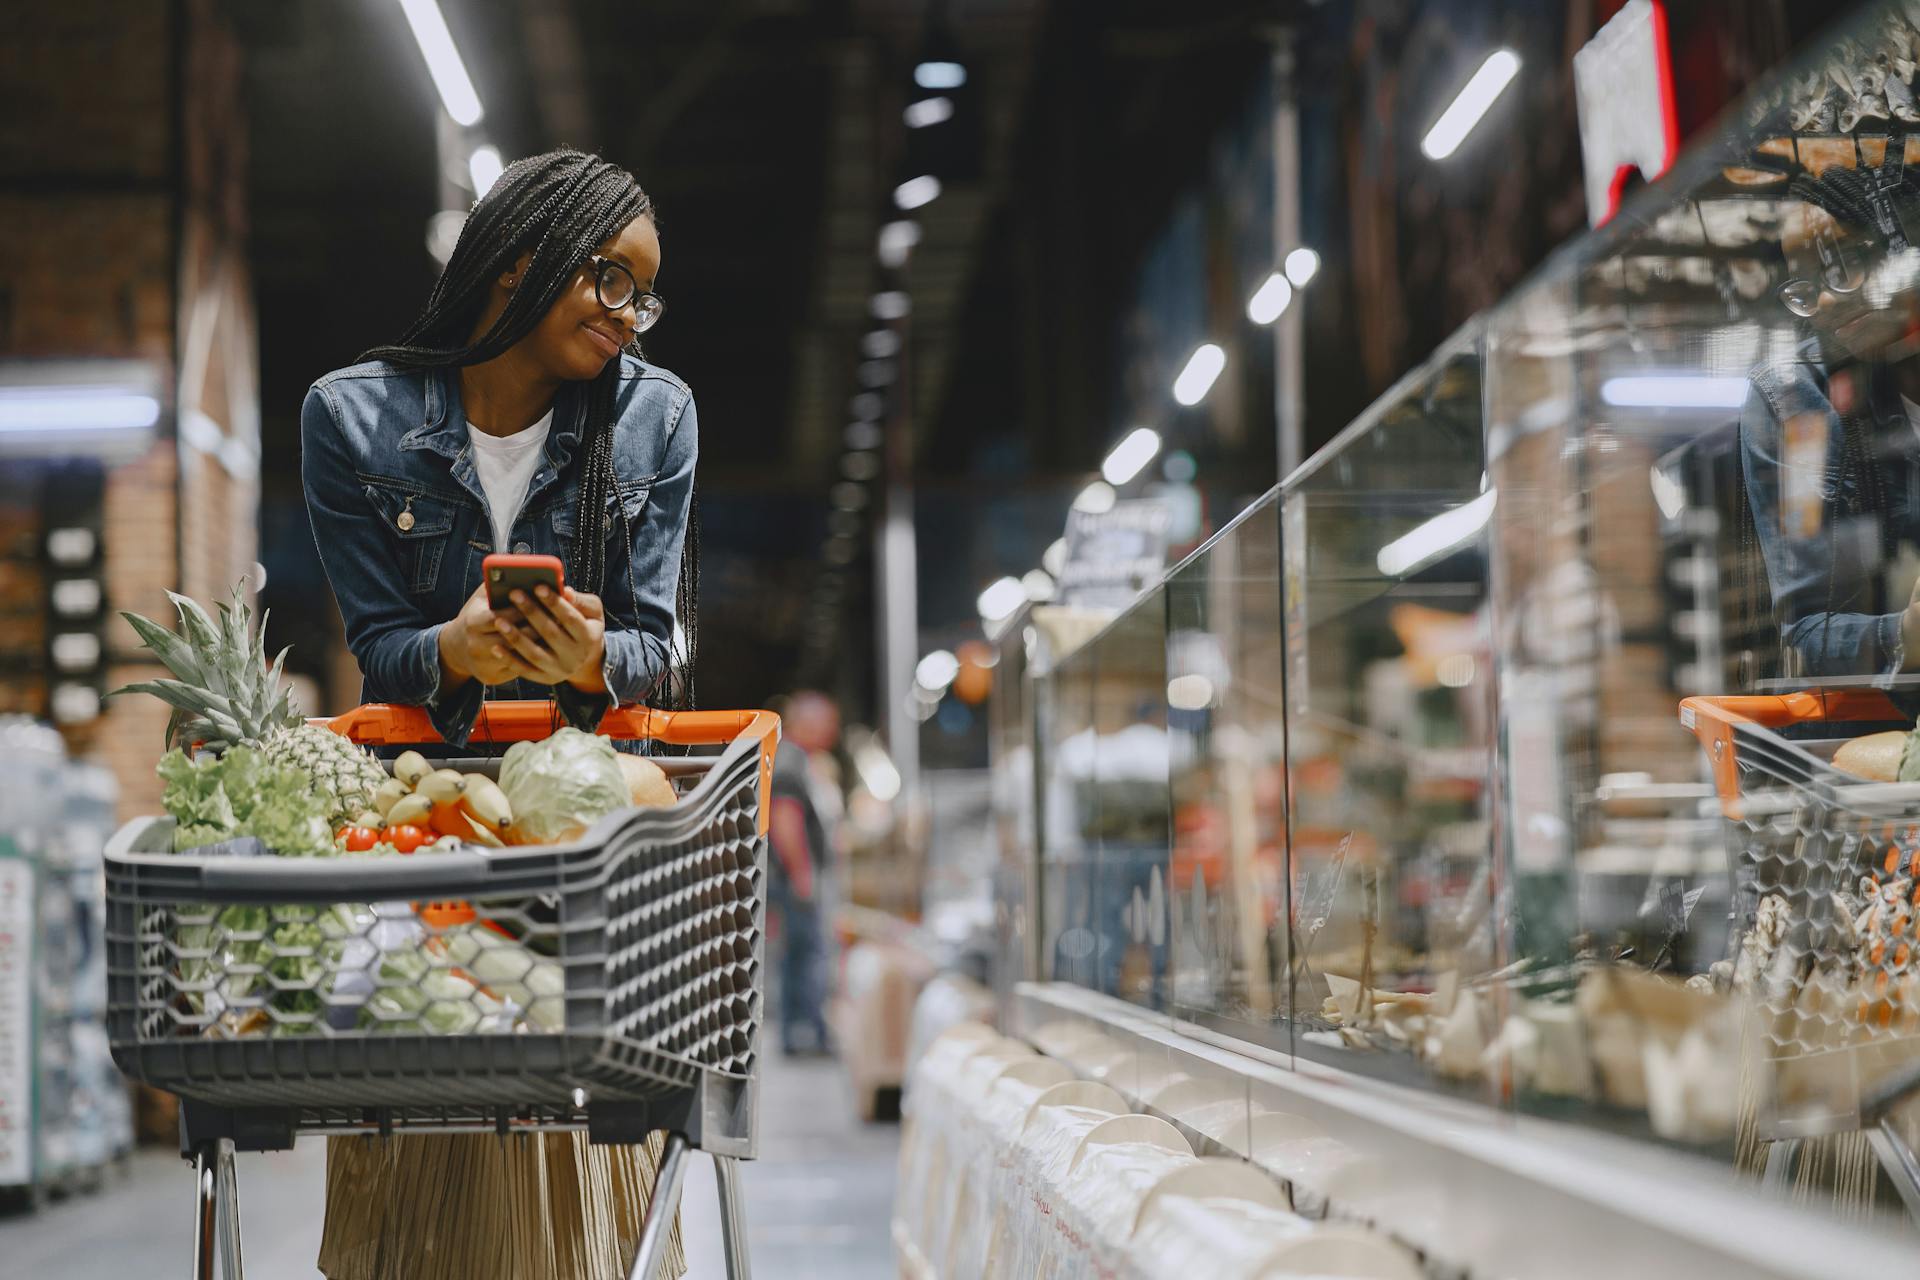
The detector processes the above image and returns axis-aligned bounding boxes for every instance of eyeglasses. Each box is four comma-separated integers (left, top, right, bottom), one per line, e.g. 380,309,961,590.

588,255,666,333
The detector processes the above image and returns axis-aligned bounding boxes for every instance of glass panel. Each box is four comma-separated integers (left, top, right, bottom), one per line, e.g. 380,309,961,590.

1281,342,1498,1097
989,614,1038,1018
1166,497,1291,1040
1038,638,1098,987
1088,589,1170,1010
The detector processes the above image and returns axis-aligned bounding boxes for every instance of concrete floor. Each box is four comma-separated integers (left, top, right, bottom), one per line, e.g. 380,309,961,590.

0,1054,897,1278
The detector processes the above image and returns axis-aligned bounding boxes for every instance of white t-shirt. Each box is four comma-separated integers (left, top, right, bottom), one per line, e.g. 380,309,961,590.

467,409,554,553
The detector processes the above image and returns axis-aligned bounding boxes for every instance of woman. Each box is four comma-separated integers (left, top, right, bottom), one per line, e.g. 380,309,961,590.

302,149,691,1279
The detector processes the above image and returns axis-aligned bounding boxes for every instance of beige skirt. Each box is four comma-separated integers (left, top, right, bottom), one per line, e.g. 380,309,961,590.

318,1131,685,1280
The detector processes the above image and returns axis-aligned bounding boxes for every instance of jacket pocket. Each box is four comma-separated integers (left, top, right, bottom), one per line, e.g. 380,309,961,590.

362,481,462,595
550,474,656,547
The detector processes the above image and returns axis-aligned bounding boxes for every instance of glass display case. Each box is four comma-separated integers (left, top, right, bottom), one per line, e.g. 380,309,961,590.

1001,0,1920,1230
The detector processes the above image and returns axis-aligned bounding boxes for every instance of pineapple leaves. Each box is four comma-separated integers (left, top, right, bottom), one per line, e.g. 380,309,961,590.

112,582,303,749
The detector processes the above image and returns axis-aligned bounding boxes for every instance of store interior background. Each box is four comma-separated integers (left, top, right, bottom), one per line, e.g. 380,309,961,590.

0,0,1892,1275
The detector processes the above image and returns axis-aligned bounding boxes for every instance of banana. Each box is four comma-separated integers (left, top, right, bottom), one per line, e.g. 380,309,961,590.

385,792,434,828
372,777,411,818
393,751,432,789
353,810,385,830
415,768,468,805
459,775,513,832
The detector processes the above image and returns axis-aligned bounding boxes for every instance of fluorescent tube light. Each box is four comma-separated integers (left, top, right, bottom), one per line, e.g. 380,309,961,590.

915,61,967,90
397,0,484,126
0,388,159,432
1173,344,1226,406
878,221,921,268
1377,490,1497,577
905,96,954,128
1022,569,1055,602
1073,481,1116,515
468,144,503,197
894,175,942,211
1247,273,1294,324
1421,49,1519,160
915,649,959,692
1600,376,1748,409
977,576,1027,622
1284,247,1321,286
1101,427,1162,485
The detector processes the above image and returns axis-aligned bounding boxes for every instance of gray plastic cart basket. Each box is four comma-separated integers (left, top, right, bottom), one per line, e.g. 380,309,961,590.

104,702,779,1280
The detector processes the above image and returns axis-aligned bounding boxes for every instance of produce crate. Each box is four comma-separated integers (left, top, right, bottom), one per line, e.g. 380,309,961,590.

103,701,776,1279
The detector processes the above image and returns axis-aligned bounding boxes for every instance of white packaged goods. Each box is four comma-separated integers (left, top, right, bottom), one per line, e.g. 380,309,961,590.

0,855,33,1187
1055,1114,1196,1274
948,1058,1077,1279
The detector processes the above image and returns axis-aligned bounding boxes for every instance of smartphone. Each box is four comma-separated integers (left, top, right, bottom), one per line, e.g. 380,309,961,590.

484,552,565,611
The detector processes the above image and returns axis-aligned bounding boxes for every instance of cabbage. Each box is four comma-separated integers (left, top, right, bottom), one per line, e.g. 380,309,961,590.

497,727,629,844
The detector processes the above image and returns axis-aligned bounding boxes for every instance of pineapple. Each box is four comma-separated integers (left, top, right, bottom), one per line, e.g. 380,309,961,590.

112,587,387,826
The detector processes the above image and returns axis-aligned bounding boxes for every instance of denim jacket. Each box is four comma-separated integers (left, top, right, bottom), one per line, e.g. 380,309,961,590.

300,352,696,746
1739,360,1920,681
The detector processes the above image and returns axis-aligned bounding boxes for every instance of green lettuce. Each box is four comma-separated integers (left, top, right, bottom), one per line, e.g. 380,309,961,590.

158,746,335,857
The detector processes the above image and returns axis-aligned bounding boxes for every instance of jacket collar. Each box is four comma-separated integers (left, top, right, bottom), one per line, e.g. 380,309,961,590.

401,364,588,465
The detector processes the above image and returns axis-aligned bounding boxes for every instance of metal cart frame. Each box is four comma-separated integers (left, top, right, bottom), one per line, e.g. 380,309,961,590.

104,703,778,1280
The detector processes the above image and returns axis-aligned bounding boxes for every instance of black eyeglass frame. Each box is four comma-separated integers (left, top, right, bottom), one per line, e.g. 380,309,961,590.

587,255,666,333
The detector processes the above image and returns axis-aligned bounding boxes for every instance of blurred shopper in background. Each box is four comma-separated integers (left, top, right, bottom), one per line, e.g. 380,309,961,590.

770,690,842,1055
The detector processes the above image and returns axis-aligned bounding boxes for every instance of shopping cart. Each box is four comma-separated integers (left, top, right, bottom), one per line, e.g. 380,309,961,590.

1682,690,1920,1222
104,700,778,1280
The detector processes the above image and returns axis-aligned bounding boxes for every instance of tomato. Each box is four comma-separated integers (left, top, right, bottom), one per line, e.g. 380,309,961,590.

385,824,429,854
336,824,378,852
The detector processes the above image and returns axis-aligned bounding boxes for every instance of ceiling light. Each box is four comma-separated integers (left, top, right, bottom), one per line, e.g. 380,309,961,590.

915,649,960,692
850,391,885,420
0,388,160,433
878,222,921,269
51,682,101,725
1021,569,1055,602
1600,376,1747,409
51,631,101,672
977,576,1026,623
1042,538,1068,577
1101,427,1162,486
1421,49,1520,160
45,528,97,566
1172,344,1226,406
1284,247,1321,287
845,421,883,451
1167,674,1216,711
842,452,880,481
830,482,868,511
468,144,503,197
1072,481,1116,515
1377,490,1497,577
1246,273,1293,325
858,360,896,388
871,290,912,320
914,61,967,90
828,510,863,538
50,579,101,617
396,0,484,126
853,738,902,801
905,96,954,128
862,329,902,359
894,175,942,211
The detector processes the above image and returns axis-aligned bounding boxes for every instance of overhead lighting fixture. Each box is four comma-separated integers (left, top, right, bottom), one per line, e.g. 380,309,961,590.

871,290,912,321
1172,344,1226,406
1600,376,1747,409
830,481,868,511
904,96,955,129
1284,248,1321,287
396,0,484,126
862,329,902,360
45,528,97,566
1072,481,1116,515
853,737,902,801
50,579,101,617
1101,427,1162,486
468,144,503,197
894,175,942,211
915,649,960,693
914,61,967,90
858,360,896,388
0,387,160,433
1021,569,1056,603
50,631,101,672
1042,538,1069,577
845,421,883,451
850,391,885,420
1246,273,1294,325
1167,674,1216,712
878,221,921,269
977,576,1027,623
842,452,881,481
1377,490,1497,577
1421,49,1520,160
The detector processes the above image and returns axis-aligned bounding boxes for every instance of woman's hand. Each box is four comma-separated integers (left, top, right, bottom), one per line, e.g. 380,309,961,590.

437,584,526,690
494,586,608,691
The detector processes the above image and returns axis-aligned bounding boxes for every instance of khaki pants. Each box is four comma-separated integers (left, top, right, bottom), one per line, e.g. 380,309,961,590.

318,1131,685,1280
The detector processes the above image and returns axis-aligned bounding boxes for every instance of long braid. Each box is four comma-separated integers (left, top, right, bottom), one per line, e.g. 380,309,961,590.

358,148,698,710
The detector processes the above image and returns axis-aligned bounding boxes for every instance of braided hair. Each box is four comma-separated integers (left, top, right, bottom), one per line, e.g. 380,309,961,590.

359,148,697,710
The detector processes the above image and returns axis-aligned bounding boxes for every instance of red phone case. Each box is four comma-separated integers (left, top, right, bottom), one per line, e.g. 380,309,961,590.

483,553,565,609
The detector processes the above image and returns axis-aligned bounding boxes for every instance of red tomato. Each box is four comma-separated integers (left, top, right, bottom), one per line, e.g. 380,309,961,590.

385,824,429,854
337,825,378,853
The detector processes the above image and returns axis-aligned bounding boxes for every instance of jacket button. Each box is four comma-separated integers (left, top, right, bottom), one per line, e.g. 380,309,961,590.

512,541,530,555
396,511,415,532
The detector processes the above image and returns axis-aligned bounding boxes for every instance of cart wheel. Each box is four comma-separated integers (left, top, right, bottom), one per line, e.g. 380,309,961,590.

190,1138,246,1280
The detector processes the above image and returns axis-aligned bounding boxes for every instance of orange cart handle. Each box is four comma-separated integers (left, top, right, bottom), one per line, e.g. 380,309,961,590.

316,702,782,836
1680,690,1906,817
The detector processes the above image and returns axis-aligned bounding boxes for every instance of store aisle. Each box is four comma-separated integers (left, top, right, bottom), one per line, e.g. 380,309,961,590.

1,1053,897,1278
